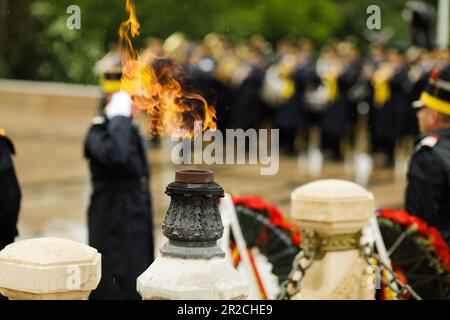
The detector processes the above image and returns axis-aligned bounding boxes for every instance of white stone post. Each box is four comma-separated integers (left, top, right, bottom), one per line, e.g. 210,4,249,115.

290,179,375,300
0,238,101,300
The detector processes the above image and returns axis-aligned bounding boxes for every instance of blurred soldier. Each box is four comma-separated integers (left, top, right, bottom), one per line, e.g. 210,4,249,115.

321,42,362,160
229,48,267,131
406,67,450,246
274,45,319,155
85,56,154,300
370,47,408,166
0,129,21,250
272,52,300,155
187,44,227,129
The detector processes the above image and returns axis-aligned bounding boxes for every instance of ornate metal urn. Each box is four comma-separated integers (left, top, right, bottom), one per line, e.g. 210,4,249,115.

160,169,225,259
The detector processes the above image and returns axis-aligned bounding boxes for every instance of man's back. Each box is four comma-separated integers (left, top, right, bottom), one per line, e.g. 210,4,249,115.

84,116,149,184
405,128,450,245
84,113,154,300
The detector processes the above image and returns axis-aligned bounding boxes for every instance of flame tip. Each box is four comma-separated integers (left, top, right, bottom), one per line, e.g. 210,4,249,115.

118,0,217,139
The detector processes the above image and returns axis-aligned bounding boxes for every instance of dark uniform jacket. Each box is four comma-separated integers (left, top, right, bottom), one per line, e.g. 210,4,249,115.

84,116,154,300
0,133,21,250
230,64,265,130
322,61,362,139
370,68,409,141
405,128,450,246
276,60,319,130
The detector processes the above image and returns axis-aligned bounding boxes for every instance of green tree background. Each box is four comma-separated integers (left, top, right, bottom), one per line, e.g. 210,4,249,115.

0,0,438,84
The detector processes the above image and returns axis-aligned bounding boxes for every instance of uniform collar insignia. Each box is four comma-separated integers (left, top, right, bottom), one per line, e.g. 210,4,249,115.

420,134,441,148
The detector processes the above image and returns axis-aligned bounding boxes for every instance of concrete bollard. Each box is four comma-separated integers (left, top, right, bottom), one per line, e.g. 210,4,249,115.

0,238,101,300
290,179,375,300
137,170,248,300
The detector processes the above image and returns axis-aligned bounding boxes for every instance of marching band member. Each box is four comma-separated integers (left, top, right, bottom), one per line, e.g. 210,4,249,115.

321,42,362,161
370,47,408,167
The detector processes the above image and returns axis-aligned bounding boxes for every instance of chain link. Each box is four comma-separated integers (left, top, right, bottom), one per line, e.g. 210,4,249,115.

360,242,422,300
277,250,315,300
277,239,422,300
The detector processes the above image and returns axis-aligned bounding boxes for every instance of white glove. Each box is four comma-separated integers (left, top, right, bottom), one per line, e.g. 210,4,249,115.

105,91,132,119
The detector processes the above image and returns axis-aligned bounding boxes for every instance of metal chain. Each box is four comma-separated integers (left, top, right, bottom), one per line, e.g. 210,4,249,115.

277,228,358,300
278,239,422,300
277,250,315,300
360,242,422,300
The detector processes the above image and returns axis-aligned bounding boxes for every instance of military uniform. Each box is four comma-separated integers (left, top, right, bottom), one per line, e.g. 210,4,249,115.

405,129,450,246
84,115,154,300
321,59,362,160
275,58,319,154
0,130,21,250
405,67,450,247
86,56,154,300
370,64,408,165
230,62,266,130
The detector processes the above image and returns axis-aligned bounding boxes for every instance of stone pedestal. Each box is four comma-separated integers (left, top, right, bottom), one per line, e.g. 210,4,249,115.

290,179,375,300
137,170,248,300
137,256,247,300
0,238,101,300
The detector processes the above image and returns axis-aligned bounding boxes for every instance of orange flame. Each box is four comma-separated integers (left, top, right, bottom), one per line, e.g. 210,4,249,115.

118,0,217,138
119,0,140,59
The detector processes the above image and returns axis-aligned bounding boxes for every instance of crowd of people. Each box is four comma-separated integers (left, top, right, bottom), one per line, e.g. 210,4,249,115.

137,33,450,166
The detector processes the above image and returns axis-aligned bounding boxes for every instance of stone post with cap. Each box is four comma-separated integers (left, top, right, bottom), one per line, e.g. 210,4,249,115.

0,237,101,300
290,179,375,300
137,169,248,300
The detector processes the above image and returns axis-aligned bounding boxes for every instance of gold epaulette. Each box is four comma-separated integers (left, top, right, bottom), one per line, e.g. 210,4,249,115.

0,128,6,137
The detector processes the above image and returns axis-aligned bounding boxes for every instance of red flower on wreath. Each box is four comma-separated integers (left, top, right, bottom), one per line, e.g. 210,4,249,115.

409,216,428,234
233,195,301,246
378,209,450,273
233,196,268,212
